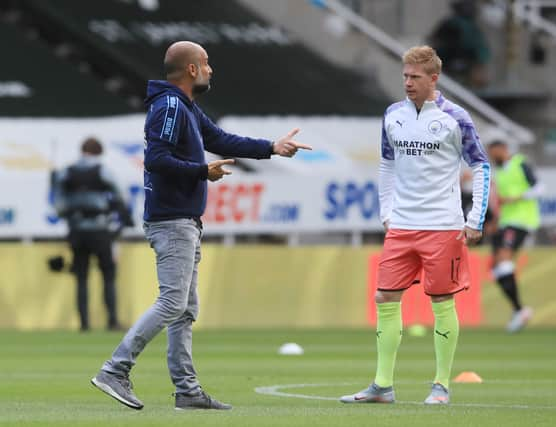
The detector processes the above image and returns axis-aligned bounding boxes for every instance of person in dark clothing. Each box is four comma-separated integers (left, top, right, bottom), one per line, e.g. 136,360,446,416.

428,0,491,88
54,137,134,332
91,41,311,411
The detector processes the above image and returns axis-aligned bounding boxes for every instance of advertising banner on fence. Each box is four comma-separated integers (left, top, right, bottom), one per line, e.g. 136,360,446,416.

2,115,556,238
0,115,146,238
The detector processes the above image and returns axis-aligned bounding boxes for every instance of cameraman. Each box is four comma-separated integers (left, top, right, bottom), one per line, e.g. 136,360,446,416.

53,137,134,331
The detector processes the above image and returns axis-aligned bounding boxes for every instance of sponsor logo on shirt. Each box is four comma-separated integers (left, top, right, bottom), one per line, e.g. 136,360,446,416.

393,140,440,157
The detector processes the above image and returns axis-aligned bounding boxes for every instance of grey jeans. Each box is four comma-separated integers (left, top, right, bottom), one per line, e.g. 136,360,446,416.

102,218,201,395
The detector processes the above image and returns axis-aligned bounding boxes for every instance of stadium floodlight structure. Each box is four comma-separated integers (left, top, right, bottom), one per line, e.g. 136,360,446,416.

317,0,536,146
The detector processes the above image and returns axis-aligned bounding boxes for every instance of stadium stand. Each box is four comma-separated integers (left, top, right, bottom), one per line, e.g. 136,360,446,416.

0,13,134,116
15,0,391,118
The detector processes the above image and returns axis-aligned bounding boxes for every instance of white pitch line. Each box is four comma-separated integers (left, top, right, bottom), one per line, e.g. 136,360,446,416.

254,383,556,410
255,383,350,401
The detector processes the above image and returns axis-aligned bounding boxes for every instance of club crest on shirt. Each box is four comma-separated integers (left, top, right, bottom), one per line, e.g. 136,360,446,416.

428,120,442,135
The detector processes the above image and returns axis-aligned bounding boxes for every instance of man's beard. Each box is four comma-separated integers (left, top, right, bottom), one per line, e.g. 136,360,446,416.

193,82,211,95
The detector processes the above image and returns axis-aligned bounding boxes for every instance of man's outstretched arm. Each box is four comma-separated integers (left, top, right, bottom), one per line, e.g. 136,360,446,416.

200,113,311,158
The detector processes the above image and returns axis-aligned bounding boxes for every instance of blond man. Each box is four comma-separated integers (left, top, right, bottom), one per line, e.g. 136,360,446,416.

341,46,490,405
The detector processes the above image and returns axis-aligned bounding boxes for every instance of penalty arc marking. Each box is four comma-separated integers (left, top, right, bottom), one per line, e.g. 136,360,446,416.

254,383,556,411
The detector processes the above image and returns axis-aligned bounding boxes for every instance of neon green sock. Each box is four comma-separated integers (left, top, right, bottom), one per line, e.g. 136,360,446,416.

432,299,460,388
374,302,402,388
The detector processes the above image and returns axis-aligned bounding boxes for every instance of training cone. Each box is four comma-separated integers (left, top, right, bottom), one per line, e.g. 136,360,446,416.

453,371,483,383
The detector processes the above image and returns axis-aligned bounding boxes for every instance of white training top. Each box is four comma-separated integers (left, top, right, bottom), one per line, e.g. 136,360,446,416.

379,91,490,231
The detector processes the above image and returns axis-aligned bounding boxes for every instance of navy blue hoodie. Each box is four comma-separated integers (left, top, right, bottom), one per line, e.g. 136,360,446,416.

143,80,273,221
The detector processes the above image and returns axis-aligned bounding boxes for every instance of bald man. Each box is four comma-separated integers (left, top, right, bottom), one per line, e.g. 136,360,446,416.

91,41,310,411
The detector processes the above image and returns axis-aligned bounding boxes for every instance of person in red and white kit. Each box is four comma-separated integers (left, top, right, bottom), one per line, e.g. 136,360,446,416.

341,46,490,405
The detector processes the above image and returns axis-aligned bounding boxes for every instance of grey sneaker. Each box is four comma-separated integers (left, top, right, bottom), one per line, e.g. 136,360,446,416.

91,370,144,410
175,390,232,410
507,307,533,333
424,383,450,405
340,383,395,403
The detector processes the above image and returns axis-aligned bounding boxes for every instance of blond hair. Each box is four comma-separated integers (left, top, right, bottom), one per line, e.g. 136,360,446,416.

402,45,442,75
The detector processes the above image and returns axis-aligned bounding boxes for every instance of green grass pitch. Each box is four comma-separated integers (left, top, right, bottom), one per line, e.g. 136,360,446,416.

1,328,554,426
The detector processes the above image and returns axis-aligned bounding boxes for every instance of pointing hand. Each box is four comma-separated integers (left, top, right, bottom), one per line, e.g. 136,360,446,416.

272,128,312,157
